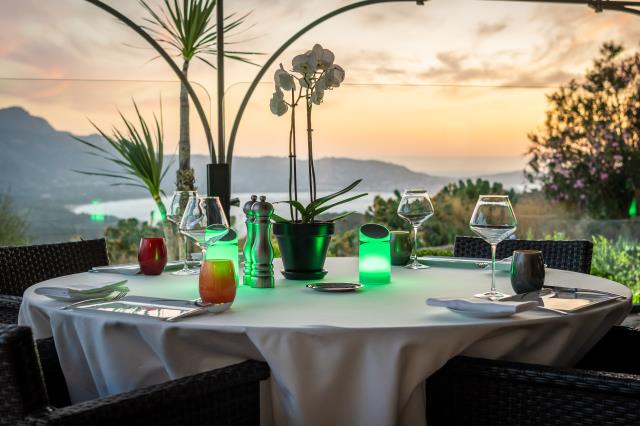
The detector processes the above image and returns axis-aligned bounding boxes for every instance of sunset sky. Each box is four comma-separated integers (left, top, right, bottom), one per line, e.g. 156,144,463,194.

1,0,638,174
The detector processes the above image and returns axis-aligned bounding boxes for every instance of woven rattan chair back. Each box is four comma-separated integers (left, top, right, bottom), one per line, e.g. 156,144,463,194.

0,239,109,297
0,325,49,425
453,236,593,273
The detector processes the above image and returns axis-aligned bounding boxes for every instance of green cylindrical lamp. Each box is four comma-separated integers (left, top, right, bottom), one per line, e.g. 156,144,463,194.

359,224,391,284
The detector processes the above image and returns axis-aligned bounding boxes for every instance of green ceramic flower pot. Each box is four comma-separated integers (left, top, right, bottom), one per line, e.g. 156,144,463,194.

273,222,335,280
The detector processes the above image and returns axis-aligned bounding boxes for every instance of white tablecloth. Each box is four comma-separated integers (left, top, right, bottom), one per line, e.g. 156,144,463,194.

19,257,631,426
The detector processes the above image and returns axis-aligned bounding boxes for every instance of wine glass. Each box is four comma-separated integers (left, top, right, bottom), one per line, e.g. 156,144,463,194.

397,189,435,269
469,195,518,300
167,191,198,275
179,196,229,261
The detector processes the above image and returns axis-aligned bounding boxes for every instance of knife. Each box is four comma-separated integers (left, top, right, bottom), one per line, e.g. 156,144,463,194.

544,286,624,299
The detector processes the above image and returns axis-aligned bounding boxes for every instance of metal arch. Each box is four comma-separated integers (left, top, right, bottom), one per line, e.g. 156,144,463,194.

84,0,217,164
225,0,640,169
484,0,640,16
225,0,426,168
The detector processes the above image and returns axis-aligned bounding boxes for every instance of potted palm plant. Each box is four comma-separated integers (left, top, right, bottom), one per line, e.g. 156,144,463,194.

140,0,260,192
269,44,366,279
74,101,174,252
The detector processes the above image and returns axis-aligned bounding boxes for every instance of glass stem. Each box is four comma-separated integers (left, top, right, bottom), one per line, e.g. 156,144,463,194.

412,225,419,264
490,243,497,294
182,237,189,270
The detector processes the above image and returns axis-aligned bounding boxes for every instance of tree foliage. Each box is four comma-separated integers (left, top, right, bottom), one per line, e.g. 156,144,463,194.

0,194,29,245
105,218,163,264
364,180,515,246
528,43,640,219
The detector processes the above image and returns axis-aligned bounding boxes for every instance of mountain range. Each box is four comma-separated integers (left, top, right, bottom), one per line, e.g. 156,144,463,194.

0,106,527,242
0,106,527,204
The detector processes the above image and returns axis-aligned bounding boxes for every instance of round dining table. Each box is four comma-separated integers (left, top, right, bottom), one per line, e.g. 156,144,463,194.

19,257,631,426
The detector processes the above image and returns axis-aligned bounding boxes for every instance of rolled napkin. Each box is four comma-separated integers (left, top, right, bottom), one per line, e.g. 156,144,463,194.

35,280,128,302
426,297,538,315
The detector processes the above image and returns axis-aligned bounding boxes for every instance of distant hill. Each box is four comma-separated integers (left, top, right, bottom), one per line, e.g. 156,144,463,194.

0,106,530,243
0,106,451,204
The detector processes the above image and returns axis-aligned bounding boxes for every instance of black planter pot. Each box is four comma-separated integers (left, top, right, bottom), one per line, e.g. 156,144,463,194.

273,222,335,280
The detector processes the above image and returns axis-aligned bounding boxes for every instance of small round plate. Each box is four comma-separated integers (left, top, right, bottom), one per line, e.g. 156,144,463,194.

282,269,328,280
306,283,363,292
446,307,515,319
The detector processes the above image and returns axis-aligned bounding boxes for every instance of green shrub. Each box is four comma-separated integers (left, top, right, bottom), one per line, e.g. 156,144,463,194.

417,247,454,257
590,235,640,303
0,194,29,245
105,218,163,264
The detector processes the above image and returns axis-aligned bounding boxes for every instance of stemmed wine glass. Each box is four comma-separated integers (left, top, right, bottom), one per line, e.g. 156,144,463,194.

397,189,435,269
469,195,517,300
167,191,198,275
179,196,229,260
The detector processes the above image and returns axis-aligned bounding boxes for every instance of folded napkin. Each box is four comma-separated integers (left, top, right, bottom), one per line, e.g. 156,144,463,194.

35,280,128,302
426,297,538,315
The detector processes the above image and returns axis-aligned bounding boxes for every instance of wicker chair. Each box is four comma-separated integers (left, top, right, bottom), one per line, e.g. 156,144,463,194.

427,238,638,424
0,324,270,426
453,236,593,274
426,327,640,426
0,239,109,324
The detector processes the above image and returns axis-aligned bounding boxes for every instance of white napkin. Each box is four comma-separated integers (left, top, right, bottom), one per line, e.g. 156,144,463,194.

426,297,538,315
35,280,128,302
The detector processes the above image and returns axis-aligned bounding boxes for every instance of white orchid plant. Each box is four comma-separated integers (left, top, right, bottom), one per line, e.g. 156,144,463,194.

269,44,366,224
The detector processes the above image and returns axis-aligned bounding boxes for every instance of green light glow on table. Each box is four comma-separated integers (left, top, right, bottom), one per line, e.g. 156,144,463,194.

630,198,637,218
359,224,391,284
205,229,240,286
90,199,105,222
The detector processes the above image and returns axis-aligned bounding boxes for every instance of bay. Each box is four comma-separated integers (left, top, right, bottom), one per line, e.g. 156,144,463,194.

70,192,397,227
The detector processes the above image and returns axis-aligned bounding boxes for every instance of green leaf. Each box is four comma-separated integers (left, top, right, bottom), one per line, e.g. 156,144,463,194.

271,213,290,223
275,200,308,220
313,193,368,217
307,179,363,213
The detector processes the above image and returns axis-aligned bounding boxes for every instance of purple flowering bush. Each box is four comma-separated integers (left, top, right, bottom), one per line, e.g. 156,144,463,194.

528,43,640,219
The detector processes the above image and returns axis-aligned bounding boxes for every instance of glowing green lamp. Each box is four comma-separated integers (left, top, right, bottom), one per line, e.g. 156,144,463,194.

359,224,391,284
205,228,240,286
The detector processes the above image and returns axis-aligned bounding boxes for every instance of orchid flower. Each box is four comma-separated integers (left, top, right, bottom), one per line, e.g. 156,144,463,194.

325,65,345,88
292,51,317,75
270,88,288,116
274,64,296,91
311,44,335,70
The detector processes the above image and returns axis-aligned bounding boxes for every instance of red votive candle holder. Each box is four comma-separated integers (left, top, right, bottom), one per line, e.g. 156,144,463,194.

199,259,236,305
138,237,167,275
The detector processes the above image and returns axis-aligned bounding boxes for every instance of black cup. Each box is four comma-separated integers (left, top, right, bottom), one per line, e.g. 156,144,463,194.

390,231,411,266
510,250,545,294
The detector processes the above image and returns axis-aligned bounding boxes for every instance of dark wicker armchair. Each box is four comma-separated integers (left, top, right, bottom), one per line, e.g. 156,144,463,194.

428,238,639,424
0,324,270,426
0,239,109,324
453,236,593,274
426,326,640,426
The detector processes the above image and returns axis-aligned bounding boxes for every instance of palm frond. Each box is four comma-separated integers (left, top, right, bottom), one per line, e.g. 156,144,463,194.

139,0,262,65
74,100,171,209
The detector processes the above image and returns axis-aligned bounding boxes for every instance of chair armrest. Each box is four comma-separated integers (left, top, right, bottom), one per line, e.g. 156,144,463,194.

25,360,270,426
0,294,22,324
427,356,640,425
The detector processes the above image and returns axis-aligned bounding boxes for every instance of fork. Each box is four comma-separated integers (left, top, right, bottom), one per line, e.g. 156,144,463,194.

60,290,128,310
